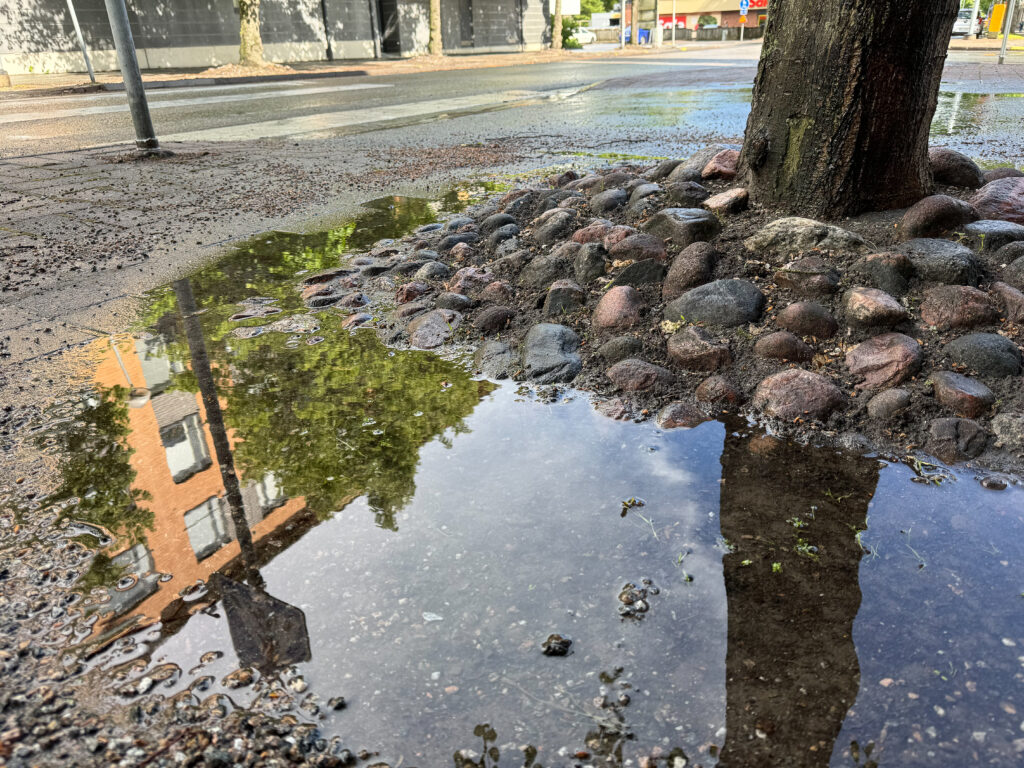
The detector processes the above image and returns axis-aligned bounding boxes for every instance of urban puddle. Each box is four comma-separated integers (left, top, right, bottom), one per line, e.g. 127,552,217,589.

9,183,1024,767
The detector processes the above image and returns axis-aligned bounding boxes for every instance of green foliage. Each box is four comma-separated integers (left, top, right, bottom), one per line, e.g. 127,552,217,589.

580,0,615,15
697,14,717,26
45,385,153,544
562,15,583,49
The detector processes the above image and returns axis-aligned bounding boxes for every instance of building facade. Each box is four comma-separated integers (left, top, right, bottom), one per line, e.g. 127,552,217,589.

654,0,768,30
0,0,553,75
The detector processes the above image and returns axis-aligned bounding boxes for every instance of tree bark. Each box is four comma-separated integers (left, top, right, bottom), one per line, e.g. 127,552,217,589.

238,0,265,67
429,0,443,55
739,0,959,219
552,0,563,49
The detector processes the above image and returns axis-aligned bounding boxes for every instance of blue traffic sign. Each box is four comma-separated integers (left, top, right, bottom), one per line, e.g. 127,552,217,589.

739,0,749,10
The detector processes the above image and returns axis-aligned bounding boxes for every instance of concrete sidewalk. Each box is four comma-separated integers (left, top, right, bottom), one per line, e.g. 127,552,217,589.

0,41,759,99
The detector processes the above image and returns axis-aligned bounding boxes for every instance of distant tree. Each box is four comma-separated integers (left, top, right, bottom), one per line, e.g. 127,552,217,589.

697,13,717,26
739,0,960,218
238,0,265,66
429,0,443,55
552,0,564,48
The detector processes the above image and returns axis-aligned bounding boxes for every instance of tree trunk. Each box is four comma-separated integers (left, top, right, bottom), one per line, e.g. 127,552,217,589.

739,0,959,219
429,0,443,55
238,0,265,67
552,0,563,49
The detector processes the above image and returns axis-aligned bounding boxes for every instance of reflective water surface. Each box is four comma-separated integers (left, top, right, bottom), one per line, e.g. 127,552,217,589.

18,190,1024,767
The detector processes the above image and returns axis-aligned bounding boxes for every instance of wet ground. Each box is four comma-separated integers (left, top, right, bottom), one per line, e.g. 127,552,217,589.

3,183,1023,767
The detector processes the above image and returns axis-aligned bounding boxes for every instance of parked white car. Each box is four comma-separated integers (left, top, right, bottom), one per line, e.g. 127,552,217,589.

571,26,597,45
952,9,982,36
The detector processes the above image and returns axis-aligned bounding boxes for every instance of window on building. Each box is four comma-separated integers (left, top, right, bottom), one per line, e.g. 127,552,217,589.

184,497,231,561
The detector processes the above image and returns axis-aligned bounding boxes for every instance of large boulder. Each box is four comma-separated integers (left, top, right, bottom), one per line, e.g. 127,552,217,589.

969,176,1024,224
753,369,847,421
642,208,721,247
898,239,980,285
664,279,765,327
920,285,999,329
899,194,978,239
944,333,1022,377
845,333,923,390
744,217,869,259
928,148,984,188
522,324,582,383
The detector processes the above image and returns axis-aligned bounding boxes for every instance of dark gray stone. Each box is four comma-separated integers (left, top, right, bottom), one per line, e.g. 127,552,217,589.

867,389,912,420
927,418,987,462
944,333,1023,377
438,232,480,252
665,279,765,327
408,309,461,349
598,335,643,364
898,238,980,285
435,292,474,311
665,180,709,207
590,188,629,215
609,259,667,288
964,219,1024,252
414,261,451,281
573,242,609,284
775,257,841,296
543,280,586,316
480,212,517,234
445,216,475,231
1005,254,1024,289
518,253,572,291
629,183,662,202
532,209,577,245
643,159,684,181
475,340,516,379
487,223,521,248
523,324,582,383
642,207,721,247
851,252,914,296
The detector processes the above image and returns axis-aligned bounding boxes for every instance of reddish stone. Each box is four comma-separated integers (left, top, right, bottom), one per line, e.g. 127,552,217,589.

395,281,430,304
571,221,613,244
983,167,1024,184
927,418,988,462
695,375,744,405
929,148,984,188
341,313,372,329
592,285,644,330
662,242,716,300
656,401,709,429
408,309,461,348
606,358,675,392
602,225,638,251
753,369,847,421
970,177,1024,224
449,267,494,296
666,326,731,371
899,194,978,239
702,188,749,215
479,280,513,304
776,301,839,339
701,149,740,180
990,281,1024,323
608,233,668,262
301,284,333,301
845,333,923,390
753,331,814,362
449,241,478,263
930,371,995,418
920,285,999,329
844,287,908,326
473,305,515,334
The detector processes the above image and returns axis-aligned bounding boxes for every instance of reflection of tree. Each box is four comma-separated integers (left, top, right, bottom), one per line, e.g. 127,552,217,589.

219,316,492,528
46,385,153,545
716,433,880,768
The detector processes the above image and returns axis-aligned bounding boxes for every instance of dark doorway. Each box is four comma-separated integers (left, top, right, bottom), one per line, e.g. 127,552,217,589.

377,0,401,54
459,0,474,46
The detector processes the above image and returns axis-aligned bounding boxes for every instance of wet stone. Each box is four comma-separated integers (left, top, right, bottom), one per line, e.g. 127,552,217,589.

395,301,429,319
522,324,582,383
474,340,516,379
969,176,1024,224
899,238,980,285
302,266,357,285
753,369,847,421
590,188,629,215
598,335,643,364
929,148,984,188
851,252,914,296
774,256,841,297
665,279,765,327
395,282,430,304
574,242,609,284
963,219,1024,252
435,292,474,311
593,286,644,330
663,242,717,300
701,149,740,180
473,305,515,335
754,330,814,362
702,187,749,215
657,401,708,428
867,388,912,420
541,634,572,657
944,333,1023,377
341,313,372,329
846,333,923,390
665,180,710,207
543,280,586,316
609,259,667,289
776,301,839,339
930,371,995,418
643,207,721,247
844,287,908,326
899,194,978,239
920,285,1000,329
745,217,869,260
606,359,675,392
408,309,461,349
696,374,744,405
666,326,731,371
927,418,987,462
989,282,1024,322
608,233,668,262
644,158,684,181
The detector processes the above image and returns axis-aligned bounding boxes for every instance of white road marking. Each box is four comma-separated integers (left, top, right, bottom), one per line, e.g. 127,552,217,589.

161,87,580,142
0,83,393,125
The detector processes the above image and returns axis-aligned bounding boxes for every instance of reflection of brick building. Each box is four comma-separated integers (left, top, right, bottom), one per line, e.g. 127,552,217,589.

89,335,308,644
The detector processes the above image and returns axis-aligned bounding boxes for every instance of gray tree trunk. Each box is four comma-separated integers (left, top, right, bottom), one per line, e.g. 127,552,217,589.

739,0,960,219
239,0,265,67
429,0,443,55
552,0,563,49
